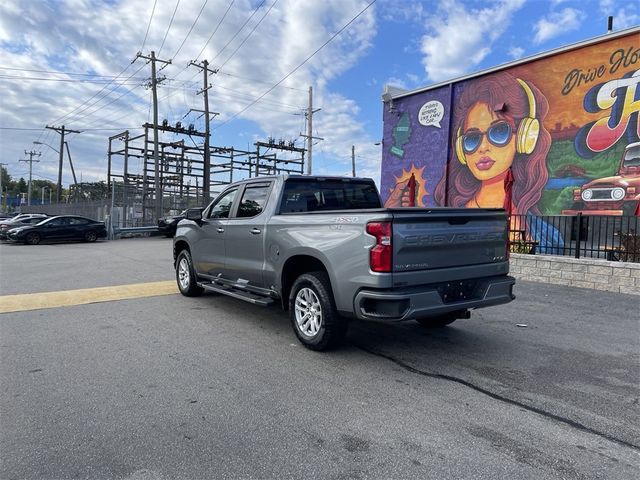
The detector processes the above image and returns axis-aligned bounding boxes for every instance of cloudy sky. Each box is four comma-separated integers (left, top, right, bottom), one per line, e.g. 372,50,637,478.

1,0,638,190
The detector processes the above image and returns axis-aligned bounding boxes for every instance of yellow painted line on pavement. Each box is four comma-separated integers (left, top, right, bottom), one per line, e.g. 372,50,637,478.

0,281,179,314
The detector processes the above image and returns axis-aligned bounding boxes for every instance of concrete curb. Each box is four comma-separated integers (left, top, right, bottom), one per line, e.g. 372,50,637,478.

509,253,640,296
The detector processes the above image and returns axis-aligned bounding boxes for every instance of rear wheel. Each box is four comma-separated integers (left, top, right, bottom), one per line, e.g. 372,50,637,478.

84,230,97,242
415,312,461,328
176,250,204,297
25,232,41,245
289,271,347,351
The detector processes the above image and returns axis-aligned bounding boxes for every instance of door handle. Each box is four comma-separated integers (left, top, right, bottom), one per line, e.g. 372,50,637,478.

250,228,261,235
217,227,225,233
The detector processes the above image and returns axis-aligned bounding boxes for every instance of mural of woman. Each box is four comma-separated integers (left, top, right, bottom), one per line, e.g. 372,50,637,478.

434,71,563,252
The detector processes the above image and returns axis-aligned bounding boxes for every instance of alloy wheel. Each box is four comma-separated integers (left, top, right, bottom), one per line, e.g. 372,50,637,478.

294,287,322,337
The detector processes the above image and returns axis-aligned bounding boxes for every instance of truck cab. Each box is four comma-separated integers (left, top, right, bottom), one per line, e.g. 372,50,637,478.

568,142,640,215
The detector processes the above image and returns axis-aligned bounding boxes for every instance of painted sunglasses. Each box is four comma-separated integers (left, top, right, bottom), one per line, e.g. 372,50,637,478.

462,121,513,154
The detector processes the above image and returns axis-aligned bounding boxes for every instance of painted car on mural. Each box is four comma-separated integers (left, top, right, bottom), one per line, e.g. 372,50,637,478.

564,142,640,215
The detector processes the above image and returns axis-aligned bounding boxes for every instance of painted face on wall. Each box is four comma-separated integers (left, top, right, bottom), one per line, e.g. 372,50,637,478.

461,102,517,181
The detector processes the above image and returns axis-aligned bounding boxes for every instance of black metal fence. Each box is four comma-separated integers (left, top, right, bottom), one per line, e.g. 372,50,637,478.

509,214,639,262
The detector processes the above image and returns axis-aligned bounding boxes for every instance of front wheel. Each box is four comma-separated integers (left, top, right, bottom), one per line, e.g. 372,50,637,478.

289,271,347,351
25,232,41,245
176,250,203,297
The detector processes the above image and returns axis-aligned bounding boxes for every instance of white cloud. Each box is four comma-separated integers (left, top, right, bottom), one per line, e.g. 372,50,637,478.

598,0,616,14
533,7,586,44
0,0,380,186
611,7,640,29
508,46,525,59
419,0,526,82
378,0,425,23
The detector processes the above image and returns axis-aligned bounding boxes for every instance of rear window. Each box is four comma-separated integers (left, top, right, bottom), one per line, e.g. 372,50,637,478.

279,179,381,213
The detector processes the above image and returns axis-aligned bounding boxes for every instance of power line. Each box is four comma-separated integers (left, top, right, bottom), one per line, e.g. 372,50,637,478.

47,0,163,126
217,0,277,71
158,0,181,56
0,66,145,79
211,83,302,109
65,82,146,126
195,0,236,61
139,0,158,53
210,0,266,65
172,0,209,60
48,62,142,126
0,127,47,131
0,74,144,84
217,70,306,91
215,0,377,130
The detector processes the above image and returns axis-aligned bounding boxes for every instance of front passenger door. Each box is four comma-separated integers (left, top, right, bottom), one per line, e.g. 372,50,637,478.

41,218,71,240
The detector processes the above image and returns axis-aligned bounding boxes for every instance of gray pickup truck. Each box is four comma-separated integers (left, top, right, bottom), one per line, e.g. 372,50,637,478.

173,175,515,350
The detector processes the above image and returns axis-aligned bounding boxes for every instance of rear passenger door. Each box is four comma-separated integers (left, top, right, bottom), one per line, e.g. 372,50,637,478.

223,181,272,288
192,188,238,276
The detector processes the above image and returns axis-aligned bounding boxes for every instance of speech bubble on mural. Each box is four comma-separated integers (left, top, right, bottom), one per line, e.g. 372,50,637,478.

418,100,444,128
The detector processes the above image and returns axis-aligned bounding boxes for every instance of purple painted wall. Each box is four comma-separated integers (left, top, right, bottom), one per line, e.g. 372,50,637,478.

380,85,451,207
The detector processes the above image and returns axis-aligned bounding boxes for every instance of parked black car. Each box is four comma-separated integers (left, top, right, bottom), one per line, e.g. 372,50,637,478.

0,216,48,240
7,215,107,245
158,208,203,237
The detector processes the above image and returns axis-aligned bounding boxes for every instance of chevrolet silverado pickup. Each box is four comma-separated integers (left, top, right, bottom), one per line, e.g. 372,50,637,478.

173,175,515,350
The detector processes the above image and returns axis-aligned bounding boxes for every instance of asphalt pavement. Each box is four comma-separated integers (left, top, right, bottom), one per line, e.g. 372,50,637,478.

0,237,638,479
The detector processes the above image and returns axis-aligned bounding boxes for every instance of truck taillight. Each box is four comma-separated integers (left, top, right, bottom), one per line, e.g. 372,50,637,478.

366,221,392,273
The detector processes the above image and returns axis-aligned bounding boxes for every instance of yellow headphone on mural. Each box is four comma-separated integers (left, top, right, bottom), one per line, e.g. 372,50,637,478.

455,78,540,165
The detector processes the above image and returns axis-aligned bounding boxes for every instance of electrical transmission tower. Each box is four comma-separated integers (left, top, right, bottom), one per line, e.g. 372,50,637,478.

45,125,80,202
135,50,171,220
188,59,219,204
20,150,41,206
300,86,323,174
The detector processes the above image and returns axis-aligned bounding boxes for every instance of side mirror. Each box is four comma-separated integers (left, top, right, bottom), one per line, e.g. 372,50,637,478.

186,208,202,221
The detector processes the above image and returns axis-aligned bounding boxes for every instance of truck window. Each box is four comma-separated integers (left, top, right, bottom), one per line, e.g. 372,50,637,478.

208,189,237,219
279,179,381,213
237,183,271,218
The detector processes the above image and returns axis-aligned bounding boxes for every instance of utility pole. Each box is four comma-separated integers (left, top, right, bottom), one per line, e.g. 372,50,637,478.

300,86,323,174
0,162,7,211
189,59,218,204
351,145,356,177
135,51,171,220
20,150,41,206
46,125,80,203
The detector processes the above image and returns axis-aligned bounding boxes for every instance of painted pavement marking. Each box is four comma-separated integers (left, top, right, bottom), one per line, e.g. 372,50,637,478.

0,281,179,314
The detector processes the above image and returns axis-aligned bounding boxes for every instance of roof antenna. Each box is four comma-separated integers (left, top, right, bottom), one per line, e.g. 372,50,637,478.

607,16,613,33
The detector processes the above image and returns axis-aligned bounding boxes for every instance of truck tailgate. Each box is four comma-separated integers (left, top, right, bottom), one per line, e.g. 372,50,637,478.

390,208,508,272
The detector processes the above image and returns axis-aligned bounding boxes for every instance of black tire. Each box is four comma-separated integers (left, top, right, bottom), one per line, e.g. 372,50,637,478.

289,271,347,351
84,230,98,242
176,250,204,297
25,232,41,245
415,312,460,328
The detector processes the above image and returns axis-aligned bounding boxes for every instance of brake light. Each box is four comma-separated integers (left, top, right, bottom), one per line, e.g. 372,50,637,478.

366,221,392,273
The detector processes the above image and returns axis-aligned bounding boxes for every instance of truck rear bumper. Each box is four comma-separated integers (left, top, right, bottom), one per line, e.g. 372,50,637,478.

353,275,515,322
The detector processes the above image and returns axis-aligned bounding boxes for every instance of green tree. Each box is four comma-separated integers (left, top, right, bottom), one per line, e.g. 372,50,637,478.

16,178,27,193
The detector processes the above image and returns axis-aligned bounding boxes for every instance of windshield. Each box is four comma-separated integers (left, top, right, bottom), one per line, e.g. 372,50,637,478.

623,145,640,167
